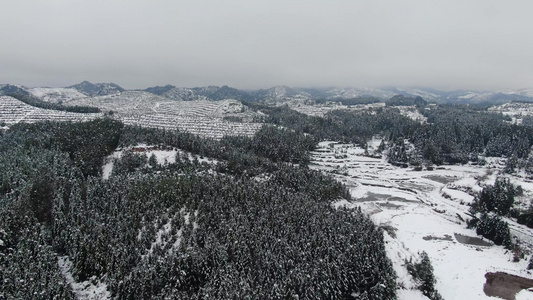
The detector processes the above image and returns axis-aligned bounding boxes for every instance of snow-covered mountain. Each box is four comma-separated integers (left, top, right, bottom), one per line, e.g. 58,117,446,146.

144,85,206,101
68,81,124,97
324,87,397,99
4,81,533,105
144,85,251,101
29,87,87,103
163,87,207,101
0,84,30,96
246,86,533,105
383,87,533,104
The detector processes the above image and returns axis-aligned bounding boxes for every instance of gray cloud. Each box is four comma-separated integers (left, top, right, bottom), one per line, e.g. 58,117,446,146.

1,0,532,90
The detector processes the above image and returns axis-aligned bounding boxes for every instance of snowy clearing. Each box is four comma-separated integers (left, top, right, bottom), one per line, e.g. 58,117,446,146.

29,87,87,103
57,256,110,300
102,144,220,180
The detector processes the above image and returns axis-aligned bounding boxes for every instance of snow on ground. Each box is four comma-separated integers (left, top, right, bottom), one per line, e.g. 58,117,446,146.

6,91,264,139
516,288,533,299
29,87,87,103
0,96,102,126
290,102,385,117
57,256,110,300
140,208,199,260
488,102,533,125
102,150,124,180
396,106,428,123
102,144,219,179
311,142,533,299
396,289,430,300
489,102,533,117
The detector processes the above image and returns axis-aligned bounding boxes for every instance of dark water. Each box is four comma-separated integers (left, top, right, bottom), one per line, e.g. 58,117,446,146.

380,202,402,209
423,175,456,184
454,233,492,246
357,192,391,202
423,234,453,241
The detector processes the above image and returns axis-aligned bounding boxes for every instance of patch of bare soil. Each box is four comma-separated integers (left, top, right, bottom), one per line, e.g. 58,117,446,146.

484,272,533,300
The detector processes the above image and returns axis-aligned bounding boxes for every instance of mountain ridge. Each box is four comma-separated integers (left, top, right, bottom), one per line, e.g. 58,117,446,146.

4,81,533,105
68,81,125,97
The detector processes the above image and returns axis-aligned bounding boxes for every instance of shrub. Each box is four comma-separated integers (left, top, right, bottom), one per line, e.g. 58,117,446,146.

406,251,443,300
468,213,512,247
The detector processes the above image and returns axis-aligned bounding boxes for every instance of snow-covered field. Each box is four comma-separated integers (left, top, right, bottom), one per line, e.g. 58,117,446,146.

0,96,102,125
102,144,219,180
0,93,263,139
67,91,263,139
488,102,533,125
290,102,385,117
28,87,87,103
310,142,533,299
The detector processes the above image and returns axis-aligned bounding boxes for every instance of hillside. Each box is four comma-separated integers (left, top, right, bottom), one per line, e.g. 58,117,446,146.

0,118,396,299
68,81,125,97
3,82,533,299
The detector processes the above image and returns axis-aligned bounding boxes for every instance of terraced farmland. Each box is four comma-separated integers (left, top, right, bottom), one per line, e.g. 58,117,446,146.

0,96,102,125
66,91,262,138
1,92,263,139
120,114,261,139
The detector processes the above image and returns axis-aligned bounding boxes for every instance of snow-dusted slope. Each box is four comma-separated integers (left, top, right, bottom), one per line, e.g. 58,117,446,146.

326,87,396,99
0,96,102,125
67,91,262,139
67,91,169,115
29,87,87,103
68,81,124,97
161,87,208,101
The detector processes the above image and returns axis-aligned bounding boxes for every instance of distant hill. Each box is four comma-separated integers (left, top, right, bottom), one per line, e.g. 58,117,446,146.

250,86,309,102
192,85,253,101
68,81,124,97
144,85,254,101
384,87,533,105
0,84,30,96
143,85,176,96
386,95,428,107
4,81,533,105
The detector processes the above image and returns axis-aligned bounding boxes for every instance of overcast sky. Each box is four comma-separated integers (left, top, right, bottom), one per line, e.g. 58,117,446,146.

1,0,532,90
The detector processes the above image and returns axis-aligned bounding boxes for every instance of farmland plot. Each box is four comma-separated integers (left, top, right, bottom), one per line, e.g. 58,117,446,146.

488,102,533,125
290,102,385,117
0,96,102,126
310,142,533,299
67,91,263,138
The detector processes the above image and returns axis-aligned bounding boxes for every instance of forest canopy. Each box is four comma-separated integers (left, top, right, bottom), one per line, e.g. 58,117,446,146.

0,117,396,299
